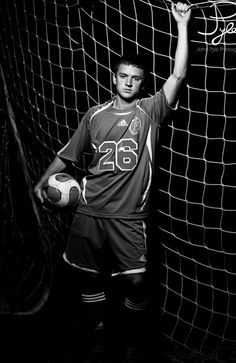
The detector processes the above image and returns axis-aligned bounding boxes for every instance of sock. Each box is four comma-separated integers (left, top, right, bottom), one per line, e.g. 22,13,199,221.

81,291,106,330
121,297,151,362
103,278,126,363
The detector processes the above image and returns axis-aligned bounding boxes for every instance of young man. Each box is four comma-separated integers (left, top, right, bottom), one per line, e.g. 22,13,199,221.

34,2,191,362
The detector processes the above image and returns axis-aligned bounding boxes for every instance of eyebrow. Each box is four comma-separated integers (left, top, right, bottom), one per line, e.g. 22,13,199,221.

118,72,143,79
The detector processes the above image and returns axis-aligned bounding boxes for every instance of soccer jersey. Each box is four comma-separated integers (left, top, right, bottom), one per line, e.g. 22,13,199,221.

57,88,173,219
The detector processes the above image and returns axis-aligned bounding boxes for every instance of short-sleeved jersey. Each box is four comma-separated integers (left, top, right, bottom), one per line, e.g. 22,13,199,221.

58,88,173,219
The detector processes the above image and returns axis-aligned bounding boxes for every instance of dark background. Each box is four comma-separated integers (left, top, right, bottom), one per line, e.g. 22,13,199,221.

1,0,236,362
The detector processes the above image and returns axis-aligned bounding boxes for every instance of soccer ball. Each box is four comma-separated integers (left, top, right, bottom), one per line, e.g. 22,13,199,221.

42,173,81,208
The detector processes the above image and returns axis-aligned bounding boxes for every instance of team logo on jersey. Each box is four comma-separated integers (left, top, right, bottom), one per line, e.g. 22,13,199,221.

117,119,128,126
129,116,142,135
139,254,147,262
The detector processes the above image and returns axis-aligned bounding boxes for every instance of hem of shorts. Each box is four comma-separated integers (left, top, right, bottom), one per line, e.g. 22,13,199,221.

111,267,146,277
63,253,146,276
63,253,100,273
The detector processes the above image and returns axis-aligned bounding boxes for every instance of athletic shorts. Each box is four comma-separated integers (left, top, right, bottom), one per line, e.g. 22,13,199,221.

63,213,148,276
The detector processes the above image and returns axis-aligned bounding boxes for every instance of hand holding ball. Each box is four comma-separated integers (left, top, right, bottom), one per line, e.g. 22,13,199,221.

42,173,81,208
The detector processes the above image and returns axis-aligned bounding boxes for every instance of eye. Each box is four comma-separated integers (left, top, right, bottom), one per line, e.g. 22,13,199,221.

133,76,142,82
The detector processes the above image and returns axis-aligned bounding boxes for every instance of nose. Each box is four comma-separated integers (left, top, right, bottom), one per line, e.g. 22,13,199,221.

126,77,133,87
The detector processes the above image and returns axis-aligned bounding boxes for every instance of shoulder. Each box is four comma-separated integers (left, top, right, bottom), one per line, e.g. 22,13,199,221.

87,99,113,121
136,88,175,124
136,88,165,111
138,88,164,105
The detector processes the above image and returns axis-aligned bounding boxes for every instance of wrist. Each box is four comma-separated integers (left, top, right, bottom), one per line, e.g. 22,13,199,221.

177,22,188,30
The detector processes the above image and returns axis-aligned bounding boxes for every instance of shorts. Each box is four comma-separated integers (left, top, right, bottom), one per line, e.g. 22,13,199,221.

63,213,148,276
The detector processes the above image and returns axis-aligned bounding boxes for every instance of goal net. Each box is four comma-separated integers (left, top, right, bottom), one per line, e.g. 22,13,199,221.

1,0,236,361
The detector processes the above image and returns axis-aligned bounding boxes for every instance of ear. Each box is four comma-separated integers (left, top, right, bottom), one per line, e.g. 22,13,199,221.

113,73,117,85
141,78,147,91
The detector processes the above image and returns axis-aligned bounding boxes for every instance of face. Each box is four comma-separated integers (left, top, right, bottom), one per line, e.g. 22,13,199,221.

113,63,144,102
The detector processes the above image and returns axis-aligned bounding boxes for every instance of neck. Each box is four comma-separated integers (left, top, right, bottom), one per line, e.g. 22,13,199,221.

113,95,137,110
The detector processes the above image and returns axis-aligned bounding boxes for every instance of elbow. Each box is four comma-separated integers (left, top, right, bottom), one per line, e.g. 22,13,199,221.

173,70,187,82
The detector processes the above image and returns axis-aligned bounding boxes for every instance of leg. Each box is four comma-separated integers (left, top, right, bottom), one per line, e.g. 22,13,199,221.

63,214,107,329
79,270,106,330
103,218,150,362
122,272,151,363
104,272,150,363
103,276,127,363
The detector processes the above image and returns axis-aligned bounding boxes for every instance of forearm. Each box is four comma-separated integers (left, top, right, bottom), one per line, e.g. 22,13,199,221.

173,23,189,81
34,155,67,202
37,156,66,186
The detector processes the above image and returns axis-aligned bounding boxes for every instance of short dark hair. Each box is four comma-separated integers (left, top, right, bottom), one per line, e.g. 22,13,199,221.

113,53,149,80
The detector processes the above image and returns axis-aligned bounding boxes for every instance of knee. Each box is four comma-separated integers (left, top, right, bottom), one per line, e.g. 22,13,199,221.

124,273,145,289
123,273,148,306
79,270,103,292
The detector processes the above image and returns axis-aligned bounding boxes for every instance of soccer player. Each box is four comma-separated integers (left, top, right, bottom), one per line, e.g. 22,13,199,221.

34,2,191,362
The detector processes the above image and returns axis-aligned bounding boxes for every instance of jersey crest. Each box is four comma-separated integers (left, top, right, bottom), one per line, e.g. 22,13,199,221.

129,116,142,135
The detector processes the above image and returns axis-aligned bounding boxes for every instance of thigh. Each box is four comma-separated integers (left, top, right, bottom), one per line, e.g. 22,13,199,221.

63,213,106,273
105,218,147,275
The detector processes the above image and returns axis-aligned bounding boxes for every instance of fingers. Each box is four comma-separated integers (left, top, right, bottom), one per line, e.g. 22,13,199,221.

172,2,190,14
34,186,44,204
175,2,190,14
172,1,191,21
37,192,44,204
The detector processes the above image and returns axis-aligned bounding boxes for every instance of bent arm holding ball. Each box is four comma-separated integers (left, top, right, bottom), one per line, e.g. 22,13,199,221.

34,155,66,203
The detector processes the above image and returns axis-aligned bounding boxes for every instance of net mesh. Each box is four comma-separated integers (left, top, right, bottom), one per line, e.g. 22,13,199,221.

1,0,236,361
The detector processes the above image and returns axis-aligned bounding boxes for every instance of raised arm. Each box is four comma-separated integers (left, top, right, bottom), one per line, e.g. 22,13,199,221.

34,155,67,203
163,2,191,107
